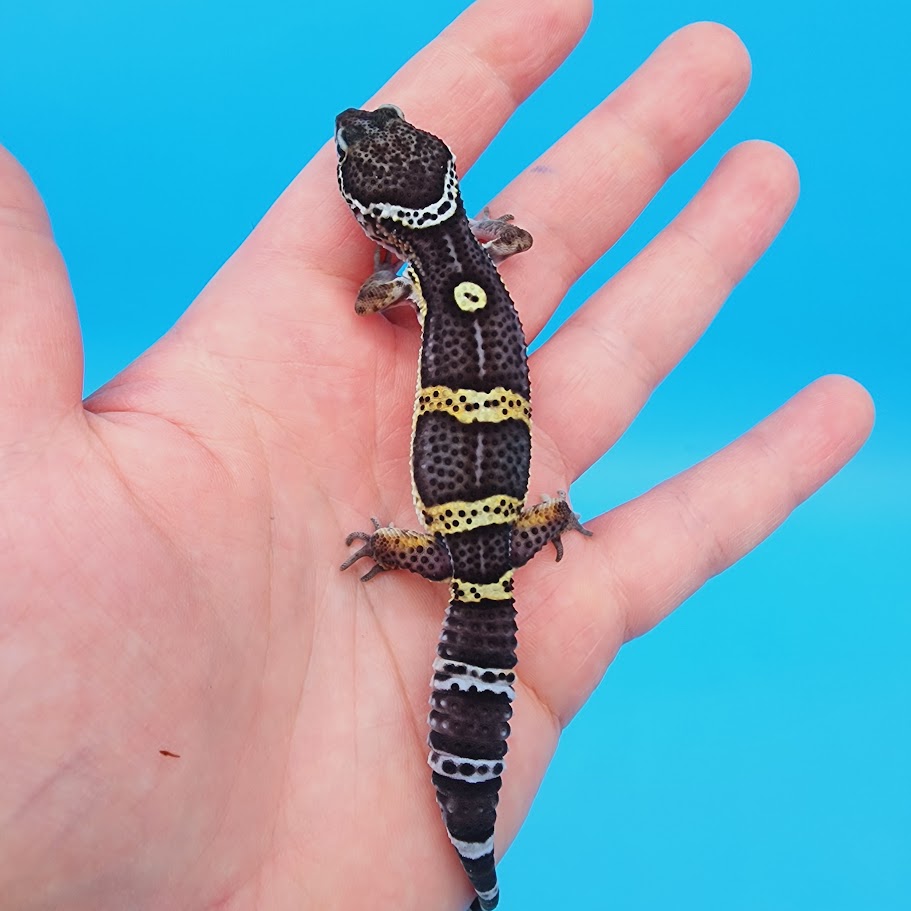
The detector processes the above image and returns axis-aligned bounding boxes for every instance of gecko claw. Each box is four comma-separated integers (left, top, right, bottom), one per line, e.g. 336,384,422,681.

570,512,593,537
344,517,382,547
359,564,387,582
552,534,565,562
340,542,373,571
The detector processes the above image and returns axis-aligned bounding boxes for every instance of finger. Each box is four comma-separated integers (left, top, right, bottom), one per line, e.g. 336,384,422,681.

0,147,82,439
520,375,874,725
251,0,593,277
492,21,752,339
529,139,800,485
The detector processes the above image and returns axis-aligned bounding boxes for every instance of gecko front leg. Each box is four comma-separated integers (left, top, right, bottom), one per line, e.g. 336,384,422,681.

469,208,533,264
352,248,417,316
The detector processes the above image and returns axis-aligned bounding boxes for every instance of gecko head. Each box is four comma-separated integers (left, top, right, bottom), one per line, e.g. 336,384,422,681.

335,105,461,253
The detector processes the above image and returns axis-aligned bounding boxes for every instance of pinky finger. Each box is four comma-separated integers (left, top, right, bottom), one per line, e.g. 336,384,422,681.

610,374,874,640
519,375,873,724
0,148,82,441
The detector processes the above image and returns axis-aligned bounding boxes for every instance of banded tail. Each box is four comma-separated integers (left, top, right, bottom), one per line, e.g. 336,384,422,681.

429,531,518,911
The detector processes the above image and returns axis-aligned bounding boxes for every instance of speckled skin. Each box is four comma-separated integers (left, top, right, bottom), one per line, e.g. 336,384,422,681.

336,106,589,911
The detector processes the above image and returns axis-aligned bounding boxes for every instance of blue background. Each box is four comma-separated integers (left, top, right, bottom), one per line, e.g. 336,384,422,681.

1,1,906,908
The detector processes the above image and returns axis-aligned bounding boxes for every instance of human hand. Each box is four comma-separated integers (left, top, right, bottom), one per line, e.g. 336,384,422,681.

0,1,873,909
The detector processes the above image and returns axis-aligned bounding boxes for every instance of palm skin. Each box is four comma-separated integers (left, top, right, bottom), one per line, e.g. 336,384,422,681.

0,2,873,910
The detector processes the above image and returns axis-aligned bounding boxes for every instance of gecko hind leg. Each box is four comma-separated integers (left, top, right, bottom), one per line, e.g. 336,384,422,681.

341,518,453,582
470,207,533,264
510,491,592,568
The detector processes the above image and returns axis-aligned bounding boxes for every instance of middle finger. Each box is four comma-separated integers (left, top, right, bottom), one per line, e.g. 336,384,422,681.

490,22,751,339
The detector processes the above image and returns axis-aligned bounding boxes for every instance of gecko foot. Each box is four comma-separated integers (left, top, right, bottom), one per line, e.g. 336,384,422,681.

341,517,388,580
470,207,533,263
354,247,417,316
510,490,592,568
341,518,453,582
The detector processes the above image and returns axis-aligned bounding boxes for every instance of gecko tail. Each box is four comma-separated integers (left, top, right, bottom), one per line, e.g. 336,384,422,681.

468,892,497,910
431,595,512,911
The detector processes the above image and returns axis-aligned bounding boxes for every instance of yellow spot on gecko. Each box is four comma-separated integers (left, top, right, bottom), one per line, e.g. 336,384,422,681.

454,281,487,312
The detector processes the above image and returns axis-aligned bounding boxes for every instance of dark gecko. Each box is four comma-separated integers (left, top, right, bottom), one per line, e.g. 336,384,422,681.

336,105,590,910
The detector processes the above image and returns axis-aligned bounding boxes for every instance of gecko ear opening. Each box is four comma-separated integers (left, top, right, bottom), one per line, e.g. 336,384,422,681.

376,103,404,120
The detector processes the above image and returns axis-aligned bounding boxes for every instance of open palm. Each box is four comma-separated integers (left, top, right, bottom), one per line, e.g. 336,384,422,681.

0,2,872,910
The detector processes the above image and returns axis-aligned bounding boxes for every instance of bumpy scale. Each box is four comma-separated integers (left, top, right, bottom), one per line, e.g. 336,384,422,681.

336,105,590,911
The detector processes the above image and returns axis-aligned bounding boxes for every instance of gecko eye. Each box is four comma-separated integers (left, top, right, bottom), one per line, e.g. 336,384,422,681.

335,126,349,155
376,103,404,120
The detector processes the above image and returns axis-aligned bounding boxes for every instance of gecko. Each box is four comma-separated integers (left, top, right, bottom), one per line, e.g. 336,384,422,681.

336,104,590,911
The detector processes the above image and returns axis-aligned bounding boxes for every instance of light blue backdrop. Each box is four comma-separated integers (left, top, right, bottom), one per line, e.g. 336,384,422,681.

2,1,906,908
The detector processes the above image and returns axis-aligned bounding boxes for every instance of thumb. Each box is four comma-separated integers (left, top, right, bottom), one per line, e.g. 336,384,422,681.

0,146,82,444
